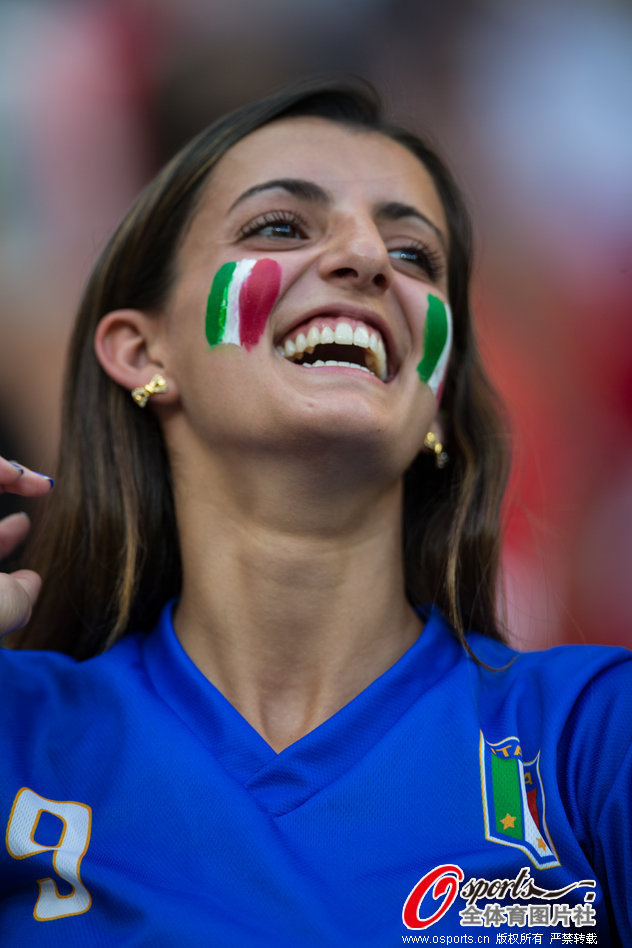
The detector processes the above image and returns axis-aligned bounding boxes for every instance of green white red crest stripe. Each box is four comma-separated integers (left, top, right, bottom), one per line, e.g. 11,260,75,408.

480,732,560,869
205,258,281,351
416,294,452,398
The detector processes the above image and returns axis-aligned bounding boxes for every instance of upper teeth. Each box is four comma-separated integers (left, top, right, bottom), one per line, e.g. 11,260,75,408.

279,321,387,381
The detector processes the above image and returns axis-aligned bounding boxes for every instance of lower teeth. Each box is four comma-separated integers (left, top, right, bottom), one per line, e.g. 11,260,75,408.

303,360,373,374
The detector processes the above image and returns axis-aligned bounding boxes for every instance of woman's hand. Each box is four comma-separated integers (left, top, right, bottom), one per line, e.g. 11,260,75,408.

0,457,54,637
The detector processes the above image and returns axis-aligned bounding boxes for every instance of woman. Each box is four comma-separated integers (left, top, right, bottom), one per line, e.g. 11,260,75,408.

1,81,629,944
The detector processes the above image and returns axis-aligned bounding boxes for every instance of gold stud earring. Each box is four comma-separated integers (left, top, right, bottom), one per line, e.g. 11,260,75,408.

424,431,449,469
131,374,168,408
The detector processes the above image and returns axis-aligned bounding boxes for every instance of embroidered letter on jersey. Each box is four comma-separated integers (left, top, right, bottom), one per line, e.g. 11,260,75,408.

5,787,92,921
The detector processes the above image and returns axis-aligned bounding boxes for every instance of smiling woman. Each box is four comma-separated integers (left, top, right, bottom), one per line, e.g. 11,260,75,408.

0,80,630,944
16,87,503,657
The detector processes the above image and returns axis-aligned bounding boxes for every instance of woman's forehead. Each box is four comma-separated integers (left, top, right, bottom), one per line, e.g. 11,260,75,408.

203,116,447,227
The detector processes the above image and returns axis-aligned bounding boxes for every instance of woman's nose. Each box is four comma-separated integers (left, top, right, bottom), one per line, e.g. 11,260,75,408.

318,216,392,293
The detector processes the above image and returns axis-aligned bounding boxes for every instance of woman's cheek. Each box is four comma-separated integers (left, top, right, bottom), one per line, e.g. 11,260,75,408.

416,293,453,401
205,258,282,351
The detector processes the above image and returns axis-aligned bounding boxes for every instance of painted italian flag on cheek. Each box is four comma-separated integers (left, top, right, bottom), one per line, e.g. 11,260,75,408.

416,293,453,399
205,258,281,351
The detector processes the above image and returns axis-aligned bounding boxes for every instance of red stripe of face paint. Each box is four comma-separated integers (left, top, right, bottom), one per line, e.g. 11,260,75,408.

238,259,282,350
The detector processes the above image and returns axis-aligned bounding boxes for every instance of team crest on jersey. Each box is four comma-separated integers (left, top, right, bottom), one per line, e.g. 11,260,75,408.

479,732,560,869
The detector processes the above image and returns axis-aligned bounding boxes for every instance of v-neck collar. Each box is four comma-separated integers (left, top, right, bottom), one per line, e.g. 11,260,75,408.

140,602,462,816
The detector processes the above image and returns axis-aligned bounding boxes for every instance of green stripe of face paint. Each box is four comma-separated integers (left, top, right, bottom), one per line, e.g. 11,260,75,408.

491,754,524,840
416,294,449,387
205,261,237,347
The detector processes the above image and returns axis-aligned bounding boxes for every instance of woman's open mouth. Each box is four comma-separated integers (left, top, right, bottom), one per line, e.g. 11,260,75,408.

277,316,389,381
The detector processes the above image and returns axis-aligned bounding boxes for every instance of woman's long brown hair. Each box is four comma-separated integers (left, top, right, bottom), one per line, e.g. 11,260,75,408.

9,79,509,658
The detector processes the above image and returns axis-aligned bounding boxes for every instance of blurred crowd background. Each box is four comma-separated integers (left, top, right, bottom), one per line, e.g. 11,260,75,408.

1,0,631,649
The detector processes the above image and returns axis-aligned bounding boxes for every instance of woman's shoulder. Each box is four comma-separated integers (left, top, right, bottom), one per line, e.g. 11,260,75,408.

0,631,144,707
420,607,632,753
418,605,632,702
467,624,632,693
459,622,632,784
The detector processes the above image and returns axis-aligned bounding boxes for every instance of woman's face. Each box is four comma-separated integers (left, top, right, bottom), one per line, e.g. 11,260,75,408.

161,116,451,475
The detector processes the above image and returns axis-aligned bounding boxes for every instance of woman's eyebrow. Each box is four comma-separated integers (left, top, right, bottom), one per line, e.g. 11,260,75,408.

228,178,330,212
228,181,447,250
375,201,446,250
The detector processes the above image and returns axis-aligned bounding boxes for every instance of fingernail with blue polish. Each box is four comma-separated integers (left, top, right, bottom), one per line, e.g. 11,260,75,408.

34,471,55,487
8,461,25,476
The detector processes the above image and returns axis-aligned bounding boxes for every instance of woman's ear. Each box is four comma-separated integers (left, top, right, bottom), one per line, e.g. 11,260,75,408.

94,310,178,406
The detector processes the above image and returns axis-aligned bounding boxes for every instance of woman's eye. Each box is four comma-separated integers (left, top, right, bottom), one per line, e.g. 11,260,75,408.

239,212,307,241
389,243,444,281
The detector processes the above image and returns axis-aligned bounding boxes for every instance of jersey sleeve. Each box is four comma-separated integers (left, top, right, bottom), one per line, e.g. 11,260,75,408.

557,657,632,938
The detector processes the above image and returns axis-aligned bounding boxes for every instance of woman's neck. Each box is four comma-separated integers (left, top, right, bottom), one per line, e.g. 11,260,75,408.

171,447,422,753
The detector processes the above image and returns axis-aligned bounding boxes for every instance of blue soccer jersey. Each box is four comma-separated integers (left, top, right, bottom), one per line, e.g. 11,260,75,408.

1,602,630,944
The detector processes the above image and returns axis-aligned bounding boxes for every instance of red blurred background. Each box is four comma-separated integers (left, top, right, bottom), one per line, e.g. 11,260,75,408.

1,0,630,649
